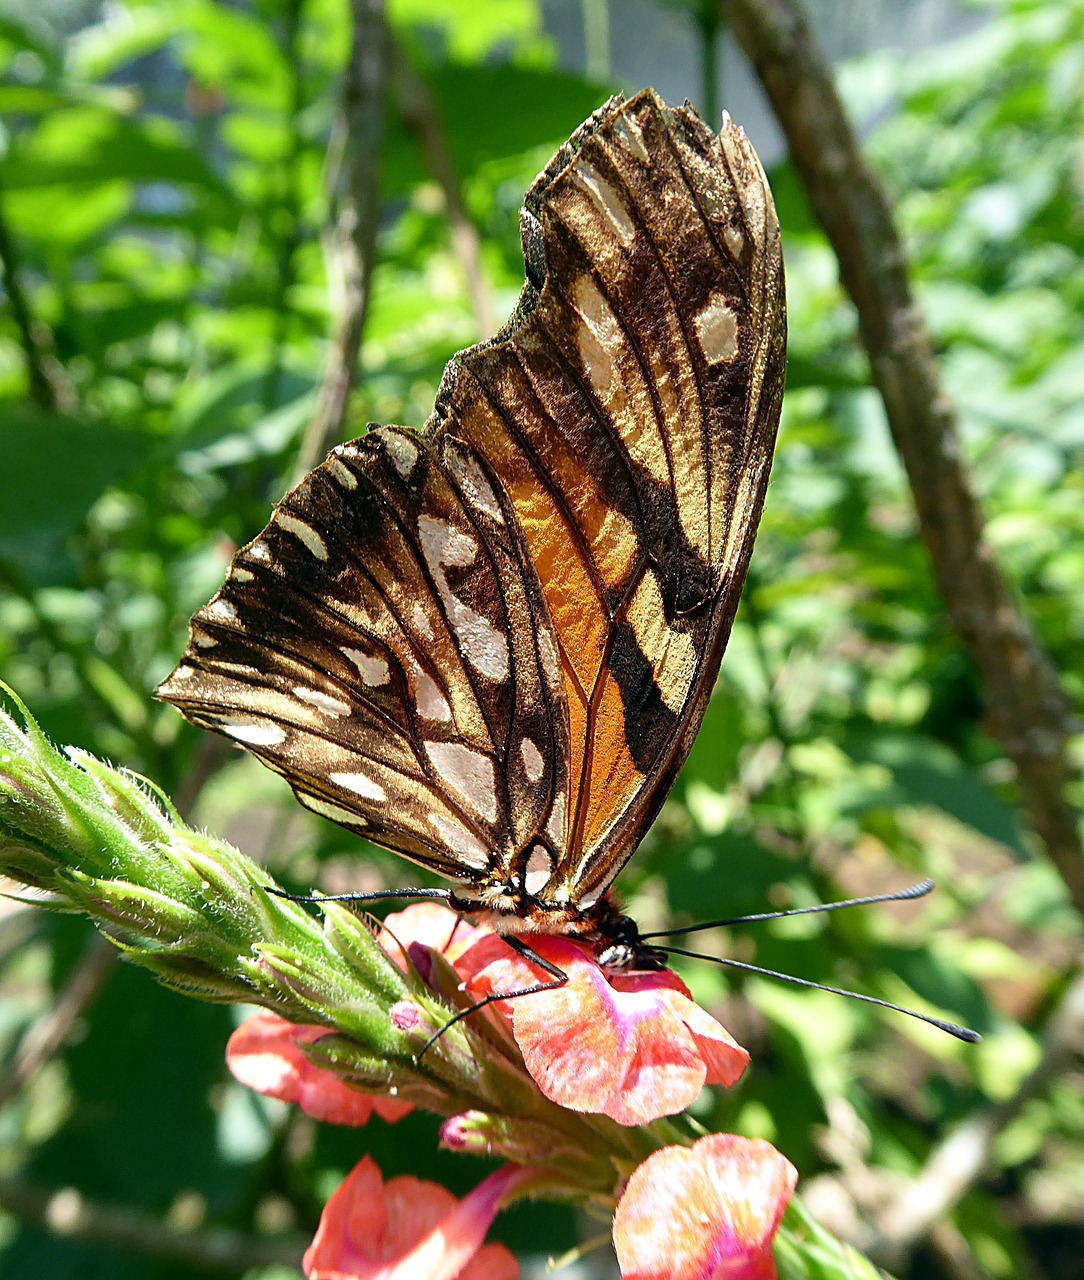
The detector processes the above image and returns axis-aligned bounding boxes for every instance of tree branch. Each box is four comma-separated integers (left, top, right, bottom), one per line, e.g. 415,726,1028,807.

297,0,388,476
0,935,116,1111
0,177,75,413
725,0,1084,916
0,1174,306,1274
392,41,497,340
261,0,307,417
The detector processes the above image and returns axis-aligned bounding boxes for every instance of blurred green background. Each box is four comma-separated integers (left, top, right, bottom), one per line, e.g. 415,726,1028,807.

1,0,1082,1277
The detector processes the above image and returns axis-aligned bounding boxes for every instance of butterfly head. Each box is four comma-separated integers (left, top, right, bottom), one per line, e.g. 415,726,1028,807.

594,920,669,974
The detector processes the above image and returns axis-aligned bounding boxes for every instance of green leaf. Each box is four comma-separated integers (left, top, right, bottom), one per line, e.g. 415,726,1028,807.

777,1197,887,1280
0,408,154,586
391,0,544,62
844,733,1028,854
0,14,62,74
66,6,180,81
382,65,605,193
4,106,234,201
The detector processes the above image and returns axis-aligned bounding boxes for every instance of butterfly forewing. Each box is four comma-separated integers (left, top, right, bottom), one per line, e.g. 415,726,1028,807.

158,89,785,930
427,92,785,902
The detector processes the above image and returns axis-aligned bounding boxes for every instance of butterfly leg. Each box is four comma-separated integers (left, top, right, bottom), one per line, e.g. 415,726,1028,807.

416,935,568,1061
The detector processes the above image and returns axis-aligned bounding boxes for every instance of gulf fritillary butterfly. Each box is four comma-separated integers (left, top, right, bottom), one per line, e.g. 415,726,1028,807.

157,89,786,973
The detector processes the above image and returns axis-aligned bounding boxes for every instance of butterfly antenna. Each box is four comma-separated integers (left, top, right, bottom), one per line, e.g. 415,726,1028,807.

266,886,453,907
657,943,980,1042
640,879,937,941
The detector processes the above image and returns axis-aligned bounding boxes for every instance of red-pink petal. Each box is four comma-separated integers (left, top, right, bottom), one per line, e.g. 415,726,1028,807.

377,903,491,974
227,1012,410,1125
613,1135,797,1280
460,935,748,1125
304,1156,531,1280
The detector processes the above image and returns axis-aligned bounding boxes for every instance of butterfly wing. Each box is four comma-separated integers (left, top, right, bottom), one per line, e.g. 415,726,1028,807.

158,427,570,890
158,89,785,915
427,90,785,904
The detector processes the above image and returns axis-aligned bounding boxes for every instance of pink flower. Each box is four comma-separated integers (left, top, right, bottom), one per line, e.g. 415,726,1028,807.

227,1011,411,1126
377,902,491,984
375,905,748,1124
304,1155,534,1280
613,1135,797,1280
456,931,749,1125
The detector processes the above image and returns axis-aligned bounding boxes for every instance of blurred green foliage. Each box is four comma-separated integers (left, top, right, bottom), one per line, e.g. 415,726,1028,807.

0,0,1081,1277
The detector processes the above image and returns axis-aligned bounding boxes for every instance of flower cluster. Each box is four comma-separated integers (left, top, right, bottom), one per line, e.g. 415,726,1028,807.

229,903,797,1279
0,697,798,1280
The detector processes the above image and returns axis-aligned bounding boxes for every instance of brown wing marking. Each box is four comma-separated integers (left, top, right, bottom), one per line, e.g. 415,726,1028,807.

160,89,785,917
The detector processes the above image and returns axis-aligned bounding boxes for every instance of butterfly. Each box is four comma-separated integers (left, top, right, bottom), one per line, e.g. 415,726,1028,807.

157,88,786,978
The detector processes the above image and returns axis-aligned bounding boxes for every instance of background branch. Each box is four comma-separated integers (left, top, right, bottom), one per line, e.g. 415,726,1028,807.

0,934,116,1111
725,0,1084,914
392,41,497,340
0,1175,306,1274
297,0,388,475
864,968,1084,1271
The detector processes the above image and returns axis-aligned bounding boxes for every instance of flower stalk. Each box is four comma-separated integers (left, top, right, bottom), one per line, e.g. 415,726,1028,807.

0,687,677,1188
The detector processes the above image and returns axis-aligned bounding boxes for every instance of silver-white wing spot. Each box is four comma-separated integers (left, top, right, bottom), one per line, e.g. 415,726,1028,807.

342,647,390,687
524,845,552,896
418,515,509,682
447,448,503,522
545,790,567,845
384,432,419,479
572,275,669,485
573,160,636,245
428,813,490,869
424,741,498,824
231,566,254,583
412,603,434,640
249,540,271,562
537,625,561,686
520,738,544,783
207,598,237,621
418,514,477,569
724,225,744,260
293,686,352,717
277,513,328,560
326,455,359,489
301,795,367,828
613,113,650,163
572,275,618,401
330,771,387,802
408,656,452,722
695,297,739,363
219,716,287,746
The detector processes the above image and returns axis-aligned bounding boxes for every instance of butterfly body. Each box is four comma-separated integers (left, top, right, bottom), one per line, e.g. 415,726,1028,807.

158,89,785,964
